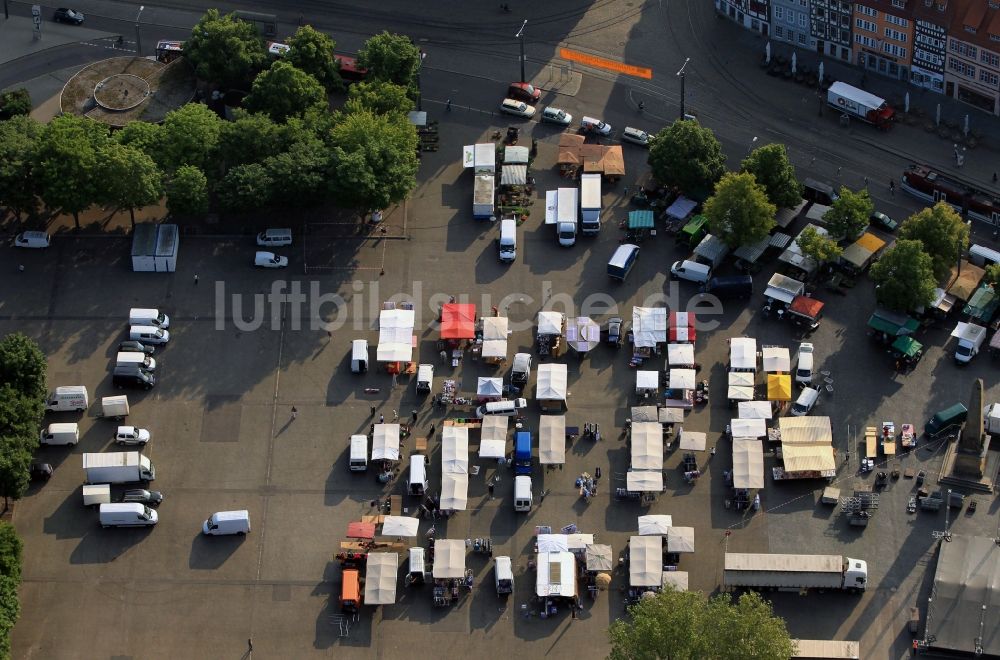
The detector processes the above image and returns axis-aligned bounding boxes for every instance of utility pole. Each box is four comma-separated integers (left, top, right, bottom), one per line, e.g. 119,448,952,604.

516,20,527,83
134,5,145,55
676,57,690,121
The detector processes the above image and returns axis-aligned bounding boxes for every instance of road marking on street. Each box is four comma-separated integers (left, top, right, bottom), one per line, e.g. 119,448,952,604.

559,48,652,79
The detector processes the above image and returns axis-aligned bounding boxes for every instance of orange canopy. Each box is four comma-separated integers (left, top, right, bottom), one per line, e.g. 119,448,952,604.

441,303,477,339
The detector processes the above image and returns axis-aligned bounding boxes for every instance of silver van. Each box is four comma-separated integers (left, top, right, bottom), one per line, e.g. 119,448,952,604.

349,435,368,472
256,228,293,247
129,325,170,344
40,422,80,446
203,510,251,535
499,218,517,263
670,259,711,283
128,308,169,329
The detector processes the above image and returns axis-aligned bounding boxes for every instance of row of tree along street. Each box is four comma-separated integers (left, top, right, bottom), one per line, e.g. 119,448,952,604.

0,10,425,227
646,120,999,313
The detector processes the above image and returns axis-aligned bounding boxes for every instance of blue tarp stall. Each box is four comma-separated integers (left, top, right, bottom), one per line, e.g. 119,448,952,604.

628,210,654,229
664,196,697,223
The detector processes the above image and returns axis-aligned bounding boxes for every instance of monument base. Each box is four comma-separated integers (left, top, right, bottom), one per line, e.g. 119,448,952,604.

938,436,997,493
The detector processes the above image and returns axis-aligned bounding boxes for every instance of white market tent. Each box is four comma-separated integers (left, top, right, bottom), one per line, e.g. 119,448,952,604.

567,534,594,552
762,346,791,372
679,431,707,451
631,405,659,422
732,438,765,489
441,427,469,474
536,551,577,597
364,552,399,605
440,473,469,510
537,311,564,336
537,534,569,552
629,536,662,587
481,316,509,360
738,401,772,419
536,363,568,402
661,571,689,591
669,368,696,390
504,145,529,164
730,337,757,371
659,408,685,424
667,343,695,366
636,370,659,392
377,309,415,362
567,317,601,353
432,539,466,578
479,415,508,458
632,307,667,348
586,544,614,572
666,526,695,553
777,416,836,473
477,377,504,398
626,470,663,492
381,516,419,537
727,371,755,401
638,514,673,536
539,416,567,464
630,422,664,470
372,424,401,461
730,418,767,438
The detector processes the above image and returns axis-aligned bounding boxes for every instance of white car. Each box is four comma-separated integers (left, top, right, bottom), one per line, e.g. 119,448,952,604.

622,126,651,146
115,426,150,446
256,228,292,247
499,98,536,118
254,251,288,268
541,107,572,125
790,387,820,416
14,231,51,248
580,116,612,135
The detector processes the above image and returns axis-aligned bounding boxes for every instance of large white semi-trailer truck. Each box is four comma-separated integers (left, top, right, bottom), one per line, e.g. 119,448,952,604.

723,553,868,593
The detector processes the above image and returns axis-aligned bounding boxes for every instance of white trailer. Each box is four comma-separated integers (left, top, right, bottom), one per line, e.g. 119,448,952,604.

98,395,130,420
473,174,495,220
82,452,155,484
579,173,602,235
723,553,868,593
826,82,895,128
556,187,578,247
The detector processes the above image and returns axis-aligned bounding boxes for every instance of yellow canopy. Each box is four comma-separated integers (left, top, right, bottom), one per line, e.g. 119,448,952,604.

767,374,792,401
856,232,885,253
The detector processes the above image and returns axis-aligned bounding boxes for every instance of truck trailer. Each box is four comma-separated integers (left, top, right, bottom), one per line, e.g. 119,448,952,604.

82,451,155,484
723,552,868,593
826,82,894,129
473,174,495,220
579,173,602,236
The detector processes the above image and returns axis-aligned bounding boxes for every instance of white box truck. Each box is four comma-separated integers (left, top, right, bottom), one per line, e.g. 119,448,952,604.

826,81,895,129
473,174,495,220
951,322,987,364
82,452,155,484
556,187,578,247
723,553,868,593
579,173,602,236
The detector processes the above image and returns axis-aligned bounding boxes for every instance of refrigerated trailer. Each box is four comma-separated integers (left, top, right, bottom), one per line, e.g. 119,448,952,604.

723,552,868,593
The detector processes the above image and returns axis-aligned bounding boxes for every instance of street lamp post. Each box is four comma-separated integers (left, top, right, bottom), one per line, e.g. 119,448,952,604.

676,57,690,121
748,136,758,154
516,20,527,83
135,5,145,56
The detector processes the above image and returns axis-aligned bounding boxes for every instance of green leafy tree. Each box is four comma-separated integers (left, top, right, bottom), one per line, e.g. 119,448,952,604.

741,143,801,208
823,187,873,241
356,31,421,95
35,115,108,228
183,9,267,89
344,79,414,116
648,119,726,198
95,143,164,227
0,440,32,510
0,522,21,660
165,165,209,218
0,525,22,581
244,61,327,122
0,88,32,120
796,225,843,265
263,133,331,207
871,239,937,312
160,103,223,174
115,121,165,168
608,588,795,660
703,172,776,248
0,116,42,221
327,109,418,218
217,163,273,212
217,111,286,168
898,201,969,281
286,25,343,91
984,263,1000,288
0,333,48,403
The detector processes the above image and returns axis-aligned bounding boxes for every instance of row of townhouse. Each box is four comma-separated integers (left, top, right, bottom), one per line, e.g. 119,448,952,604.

716,0,1000,115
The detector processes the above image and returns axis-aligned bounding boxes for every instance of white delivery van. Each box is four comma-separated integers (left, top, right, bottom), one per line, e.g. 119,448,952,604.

795,343,814,385
129,325,170,344
350,339,369,373
256,228,293,247
13,231,51,248
607,244,639,281
408,547,427,585
514,475,532,512
203,510,251,535
116,351,156,371
46,385,89,412
791,387,820,416
408,455,428,496
349,435,368,472
476,398,528,418
40,422,80,446
499,218,517,263
416,363,434,395
128,308,170,329
82,484,111,508
670,259,711,283
99,502,158,528
494,555,514,595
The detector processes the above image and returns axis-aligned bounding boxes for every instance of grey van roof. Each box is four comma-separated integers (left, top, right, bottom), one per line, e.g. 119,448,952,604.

609,244,639,268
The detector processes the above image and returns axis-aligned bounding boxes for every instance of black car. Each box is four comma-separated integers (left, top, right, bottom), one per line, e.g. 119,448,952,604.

113,371,155,390
30,463,53,481
53,8,85,24
118,340,155,355
121,489,163,506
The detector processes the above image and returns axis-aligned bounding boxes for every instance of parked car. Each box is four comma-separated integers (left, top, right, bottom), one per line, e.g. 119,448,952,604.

30,463,53,481
580,116,612,135
507,82,541,103
870,211,898,232
540,107,572,126
114,426,150,446
113,371,155,390
118,340,155,355
606,317,623,346
13,231,51,248
53,8,85,24
499,98,535,119
254,251,288,268
121,489,163,506
621,127,651,146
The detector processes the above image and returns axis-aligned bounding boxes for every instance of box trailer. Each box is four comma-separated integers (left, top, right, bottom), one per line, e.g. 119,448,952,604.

473,174,495,220
82,452,155,484
723,552,868,593
826,82,895,128
579,173,602,235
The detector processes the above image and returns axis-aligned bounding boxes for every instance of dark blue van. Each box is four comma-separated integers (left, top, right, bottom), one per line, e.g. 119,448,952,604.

514,431,533,476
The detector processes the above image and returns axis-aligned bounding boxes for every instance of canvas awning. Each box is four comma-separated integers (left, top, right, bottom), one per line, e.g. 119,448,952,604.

537,311,564,336
364,552,399,605
775,201,807,228
930,287,958,314
440,473,469,510
537,534,569,552
631,405,659,422
632,307,667,347
628,210,655,229
481,316,509,359
377,309,415,362
764,273,805,304
539,416,567,464
536,363,568,401
536,551,577,597
504,145,529,164
891,335,923,358
603,145,625,176
661,571,689,592
665,196,697,221
626,470,663,492
867,309,919,336
477,377,504,398
636,370,659,392
730,337,757,370
372,424,400,460
581,143,604,172
947,261,985,302
788,296,824,321
432,539,466,578
638,514,673,536
441,426,469,474
557,133,584,165
631,422,664,470
669,368,696,390
762,346,791,372
963,284,999,322
500,164,527,186
669,312,696,342
585,544,614,572
732,438,765,489
567,533,594,551
479,415,508,458
767,374,792,401
381,516,419,537
925,534,1000,656
567,316,601,353
730,418,767,438
347,521,376,539
667,343,695,366
728,371,755,388
441,303,476,339
777,416,835,473
629,536,662,586
679,431,707,451
659,408,685,424
666,526,695,553
463,143,496,171
728,386,754,401
738,401,772,419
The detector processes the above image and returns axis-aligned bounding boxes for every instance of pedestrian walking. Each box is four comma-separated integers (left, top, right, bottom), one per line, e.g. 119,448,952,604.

488,482,495,499
379,414,384,424
371,404,376,417
291,406,298,419
889,180,895,195
710,446,716,457
595,466,602,481
428,424,435,436
194,274,199,285
837,166,842,176
446,98,452,111
411,410,418,423
994,172,998,183
248,638,253,652
392,409,398,422
864,176,869,188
